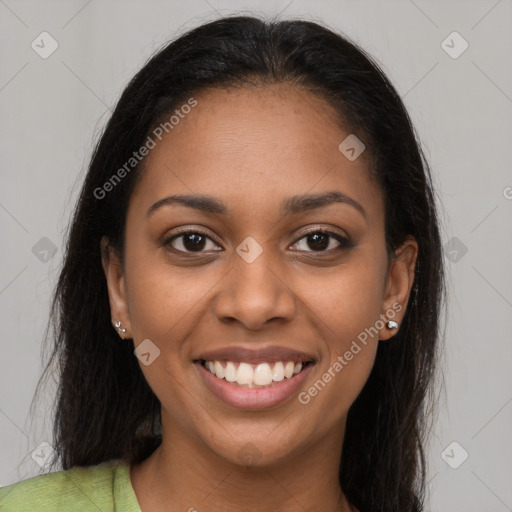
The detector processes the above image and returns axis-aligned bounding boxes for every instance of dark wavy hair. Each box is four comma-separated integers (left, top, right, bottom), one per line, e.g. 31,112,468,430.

30,15,445,512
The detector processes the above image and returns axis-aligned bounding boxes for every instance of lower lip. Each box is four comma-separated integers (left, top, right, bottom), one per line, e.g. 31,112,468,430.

195,362,313,410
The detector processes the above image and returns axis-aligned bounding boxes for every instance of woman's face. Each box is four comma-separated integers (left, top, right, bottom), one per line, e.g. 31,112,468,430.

102,83,417,466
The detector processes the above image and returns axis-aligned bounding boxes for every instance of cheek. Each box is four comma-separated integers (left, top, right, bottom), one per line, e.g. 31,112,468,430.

124,250,212,342
123,256,207,426
298,289,380,427
294,253,384,410
301,250,386,342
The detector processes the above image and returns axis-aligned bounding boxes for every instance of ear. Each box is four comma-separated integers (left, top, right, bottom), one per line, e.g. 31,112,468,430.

100,236,131,339
378,235,418,340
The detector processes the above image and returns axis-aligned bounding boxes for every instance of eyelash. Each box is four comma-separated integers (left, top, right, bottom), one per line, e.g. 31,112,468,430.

163,227,351,255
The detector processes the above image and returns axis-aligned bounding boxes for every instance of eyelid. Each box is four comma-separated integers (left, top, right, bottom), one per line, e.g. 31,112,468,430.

294,226,350,242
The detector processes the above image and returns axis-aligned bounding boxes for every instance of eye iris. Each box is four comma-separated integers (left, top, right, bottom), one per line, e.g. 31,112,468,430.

183,233,206,251
308,232,329,251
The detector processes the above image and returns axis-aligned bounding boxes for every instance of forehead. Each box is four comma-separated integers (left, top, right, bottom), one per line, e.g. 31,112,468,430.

129,84,383,226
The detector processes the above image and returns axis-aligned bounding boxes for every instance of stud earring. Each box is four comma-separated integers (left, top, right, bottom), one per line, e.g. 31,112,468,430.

386,320,399,329
114,320,126,335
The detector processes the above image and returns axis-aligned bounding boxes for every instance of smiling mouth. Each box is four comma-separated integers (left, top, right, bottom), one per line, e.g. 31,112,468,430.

197,359,314,388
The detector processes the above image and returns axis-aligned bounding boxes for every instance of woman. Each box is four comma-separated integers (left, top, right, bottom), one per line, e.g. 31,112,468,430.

0,15,445,512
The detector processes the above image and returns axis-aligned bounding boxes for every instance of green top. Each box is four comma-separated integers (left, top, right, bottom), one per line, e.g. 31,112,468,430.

0,459,142,511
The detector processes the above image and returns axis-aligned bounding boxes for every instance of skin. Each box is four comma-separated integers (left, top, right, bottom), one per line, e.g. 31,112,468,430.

101,83,418,512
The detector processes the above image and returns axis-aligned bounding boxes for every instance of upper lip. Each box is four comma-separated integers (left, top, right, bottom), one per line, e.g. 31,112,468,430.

195,345,316,364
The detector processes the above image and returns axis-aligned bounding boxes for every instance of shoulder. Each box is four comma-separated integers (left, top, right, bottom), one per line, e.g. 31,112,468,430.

0,459,136,512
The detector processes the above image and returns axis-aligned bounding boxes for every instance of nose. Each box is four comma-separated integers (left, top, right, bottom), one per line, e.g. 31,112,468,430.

213,250,296,330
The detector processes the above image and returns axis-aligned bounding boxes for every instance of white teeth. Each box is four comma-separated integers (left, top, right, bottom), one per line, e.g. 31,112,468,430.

224,361,237,382
272,361,285,382
203,359,308,388
214,361,224,379
236,363,253,385
284,361,295,379
253,363,273,386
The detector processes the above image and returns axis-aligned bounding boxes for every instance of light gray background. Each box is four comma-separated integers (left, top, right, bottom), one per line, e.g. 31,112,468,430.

1,1,511,510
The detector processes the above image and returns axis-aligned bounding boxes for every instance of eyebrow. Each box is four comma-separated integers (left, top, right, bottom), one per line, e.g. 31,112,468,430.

146,190,367,220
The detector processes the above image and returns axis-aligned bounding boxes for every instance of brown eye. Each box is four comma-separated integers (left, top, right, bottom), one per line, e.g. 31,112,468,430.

165,229,222,254
290,230,351,253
